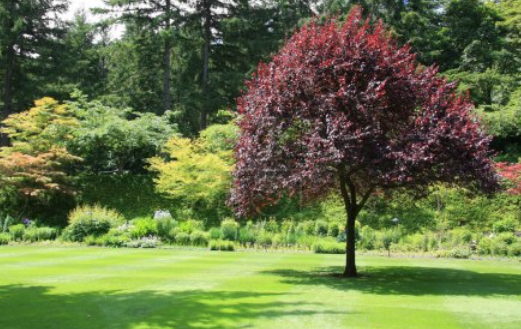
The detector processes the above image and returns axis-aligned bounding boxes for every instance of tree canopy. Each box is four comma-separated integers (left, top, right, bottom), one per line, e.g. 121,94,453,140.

231,7,498,276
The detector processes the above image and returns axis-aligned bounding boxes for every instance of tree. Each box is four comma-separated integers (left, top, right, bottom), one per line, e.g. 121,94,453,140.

230,7,498,277
100,0,182,115
67,93,177,174
0,98,80,209
149,123,236,221
0,0,68,146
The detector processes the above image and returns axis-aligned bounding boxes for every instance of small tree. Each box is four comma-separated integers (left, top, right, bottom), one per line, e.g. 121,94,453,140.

230,7,498,277
0,98,80,207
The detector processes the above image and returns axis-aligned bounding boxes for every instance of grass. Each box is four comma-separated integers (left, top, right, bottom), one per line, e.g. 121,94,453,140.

0,246,520,329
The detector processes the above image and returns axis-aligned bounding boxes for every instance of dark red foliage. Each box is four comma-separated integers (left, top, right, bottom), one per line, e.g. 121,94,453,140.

231,7,498,217
496,162,521,195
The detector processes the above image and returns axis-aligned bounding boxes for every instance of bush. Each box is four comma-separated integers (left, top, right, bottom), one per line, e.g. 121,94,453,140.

493,218,518,234
9,224,25,241
156,218,177,240
0,232,11,245
220,219,239,241
190,230,209,246
179,220,205,234
101,229,131,247
477,238,492,255
281,220,295,234
209,240,235,251
315,220,328,236
238,227,255,245
256,231,273,248
66,204,124,241
359,226,377,250
296,220,315,236
209,227,222,240
327,223,340,237
37,227,57,241
508,242,521,257
448,247,471,259
23,228,39,242
264,218,279,233
130,217,158,239
313,241,345,254
174,232,190,245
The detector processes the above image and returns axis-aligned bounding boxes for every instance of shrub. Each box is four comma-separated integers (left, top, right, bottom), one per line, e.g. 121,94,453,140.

130,217,158,239
179,220,204,234
9,224,25,241
37,227,57,241
174,232,191,245
101,229,131,247
450,228,472,246
327,223,340,237
190,230,209,246
23,228,39,242
265,218,279,233
296,220,315,236
508,242,521,257
272,234,285,248
220,219,239,241
493,218,518,233
209,240,235,251
313,241,345,254
377,230,393,252
84,235,102,246
477,238,492,255
66,204,124,241
496,232,516,245
448,247,471,259
281,220,295,234
359,226,377,250
256,231,273,248
314,220,328,237
490,239,509,256
238,227,255,245
156,218,177,240
0,232,11,245
209,227,222,240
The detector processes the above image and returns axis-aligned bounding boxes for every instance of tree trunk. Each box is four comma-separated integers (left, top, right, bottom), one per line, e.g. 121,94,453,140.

344,208,358,277
200,1,211,131
1,41,16,147
339,174,358,277
162,0,173,115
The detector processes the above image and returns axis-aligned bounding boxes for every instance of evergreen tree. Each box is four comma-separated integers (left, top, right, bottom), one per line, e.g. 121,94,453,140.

0,0,68,146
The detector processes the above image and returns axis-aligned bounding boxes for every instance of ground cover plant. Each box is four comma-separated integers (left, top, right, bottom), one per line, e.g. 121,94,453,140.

0,246,520,329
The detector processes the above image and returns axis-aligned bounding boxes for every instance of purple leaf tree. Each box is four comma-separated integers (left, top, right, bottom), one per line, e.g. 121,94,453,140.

230,7,498,277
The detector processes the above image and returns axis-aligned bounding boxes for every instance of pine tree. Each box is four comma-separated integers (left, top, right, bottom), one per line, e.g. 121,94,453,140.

0,0,68,146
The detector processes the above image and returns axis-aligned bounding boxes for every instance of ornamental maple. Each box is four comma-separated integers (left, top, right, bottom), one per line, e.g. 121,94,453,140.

230,7,498,277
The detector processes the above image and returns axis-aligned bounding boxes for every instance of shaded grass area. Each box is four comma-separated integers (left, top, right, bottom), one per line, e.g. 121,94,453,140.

0,246,520,329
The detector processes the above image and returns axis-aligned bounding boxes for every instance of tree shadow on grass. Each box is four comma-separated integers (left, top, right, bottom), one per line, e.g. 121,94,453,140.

263,265,521,297
0,285,343,329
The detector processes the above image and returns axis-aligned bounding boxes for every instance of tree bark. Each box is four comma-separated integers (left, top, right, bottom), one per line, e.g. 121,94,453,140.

162,0,173,115
344,207,358,277
339,174,358,277
1,41,16,147
200,0,211,131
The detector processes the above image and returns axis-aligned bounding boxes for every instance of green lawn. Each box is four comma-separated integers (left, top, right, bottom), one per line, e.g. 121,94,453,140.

0,246,520,329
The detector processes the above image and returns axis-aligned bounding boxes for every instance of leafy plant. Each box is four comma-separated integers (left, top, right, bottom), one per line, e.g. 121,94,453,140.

130,217,158,239
8,224,25,241
66,204,125,241
220,219,238,241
